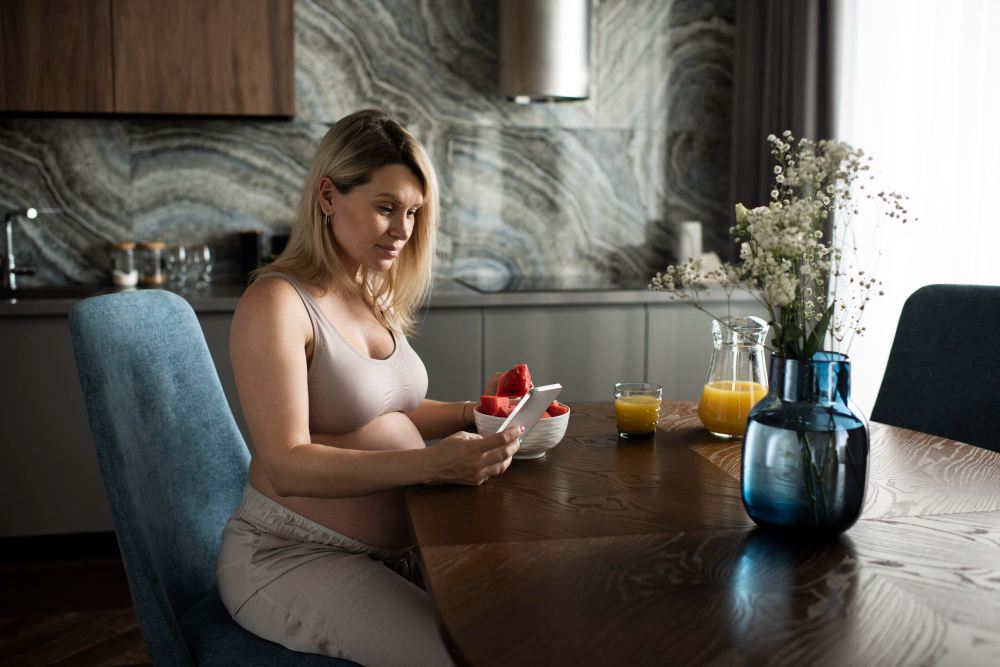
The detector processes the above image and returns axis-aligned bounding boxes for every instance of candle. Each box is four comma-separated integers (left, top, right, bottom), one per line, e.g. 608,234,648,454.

678,221,702,262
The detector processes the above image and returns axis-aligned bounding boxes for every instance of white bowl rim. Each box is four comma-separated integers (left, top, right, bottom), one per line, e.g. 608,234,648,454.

474,402,570,418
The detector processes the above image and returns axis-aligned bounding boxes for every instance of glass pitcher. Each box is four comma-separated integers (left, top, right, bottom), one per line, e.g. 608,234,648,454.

697,316,769,438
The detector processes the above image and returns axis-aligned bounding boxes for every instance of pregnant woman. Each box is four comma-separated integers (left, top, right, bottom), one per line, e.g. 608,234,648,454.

216,109,521,666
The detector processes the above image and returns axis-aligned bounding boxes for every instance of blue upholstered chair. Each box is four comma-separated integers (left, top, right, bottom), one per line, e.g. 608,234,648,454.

871,284,1000,453
69,290,359,666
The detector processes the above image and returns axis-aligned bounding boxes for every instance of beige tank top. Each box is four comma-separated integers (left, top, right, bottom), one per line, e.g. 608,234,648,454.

267,273,428,434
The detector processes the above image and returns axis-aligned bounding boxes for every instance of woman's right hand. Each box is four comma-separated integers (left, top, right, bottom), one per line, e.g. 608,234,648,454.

428,425,523,485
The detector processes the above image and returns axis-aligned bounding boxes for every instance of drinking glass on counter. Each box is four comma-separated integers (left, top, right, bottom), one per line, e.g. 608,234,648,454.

188,244,214,290
164,245,188,290
697,316,769,438
614,382,662,439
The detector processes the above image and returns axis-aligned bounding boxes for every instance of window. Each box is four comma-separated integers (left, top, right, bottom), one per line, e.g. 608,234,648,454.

835,0,1000,413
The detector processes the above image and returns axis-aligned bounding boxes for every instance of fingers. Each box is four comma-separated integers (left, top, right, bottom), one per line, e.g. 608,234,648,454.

483,428,520,466
484,371,504,394
483,453,513,477
472,450,513,485
464,427,518,484
485,440,518,466
443,425,519,486
480,425,522,453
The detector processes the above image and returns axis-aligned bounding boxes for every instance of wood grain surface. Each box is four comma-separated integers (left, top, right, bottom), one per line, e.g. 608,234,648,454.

406,402,1000,667
0,556,150,666
0,0,115,113
112,0,294,116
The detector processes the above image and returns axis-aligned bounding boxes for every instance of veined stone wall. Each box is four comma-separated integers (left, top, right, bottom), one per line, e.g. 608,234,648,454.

0,0,734,286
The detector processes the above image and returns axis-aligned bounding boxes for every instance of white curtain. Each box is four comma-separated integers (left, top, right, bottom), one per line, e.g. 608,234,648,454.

835,0,1000,415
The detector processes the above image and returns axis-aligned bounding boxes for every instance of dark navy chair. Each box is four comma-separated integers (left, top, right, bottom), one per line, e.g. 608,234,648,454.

69,290,359,666
871,284,1000,453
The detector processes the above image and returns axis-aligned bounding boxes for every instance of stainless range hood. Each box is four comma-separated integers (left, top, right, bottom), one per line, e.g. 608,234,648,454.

500,0,591,103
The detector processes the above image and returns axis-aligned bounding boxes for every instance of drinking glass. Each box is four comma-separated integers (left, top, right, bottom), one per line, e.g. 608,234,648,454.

188,244,214,290
614,382,662,439
164,245,188,290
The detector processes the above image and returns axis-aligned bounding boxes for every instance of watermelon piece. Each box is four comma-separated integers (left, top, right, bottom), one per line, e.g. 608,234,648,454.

495,404,514,418
547,401,569,417
540,411,552,419
497,364,532,398
480,395,509,417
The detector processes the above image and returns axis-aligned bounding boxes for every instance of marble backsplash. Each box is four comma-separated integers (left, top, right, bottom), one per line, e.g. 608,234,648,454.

0,0,734,288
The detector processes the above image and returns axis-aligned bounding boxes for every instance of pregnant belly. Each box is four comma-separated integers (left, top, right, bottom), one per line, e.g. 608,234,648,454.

264,488,413,550
247,411,427,550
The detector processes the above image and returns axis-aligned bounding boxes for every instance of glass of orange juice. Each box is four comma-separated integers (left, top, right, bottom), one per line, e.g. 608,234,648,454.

697,316,769,438
614,383,662,439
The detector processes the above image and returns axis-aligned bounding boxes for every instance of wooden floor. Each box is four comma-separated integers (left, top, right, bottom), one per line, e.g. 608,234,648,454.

0,534,151,666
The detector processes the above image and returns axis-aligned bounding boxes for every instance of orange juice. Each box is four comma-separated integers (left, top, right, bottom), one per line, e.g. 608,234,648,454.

698,381,768,437
615,396,661,436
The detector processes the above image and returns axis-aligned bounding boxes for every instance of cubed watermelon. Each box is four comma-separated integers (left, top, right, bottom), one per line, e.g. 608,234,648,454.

480,395,509,417
547,401,569,416
540,411,552,419
495,404,514,418
497,364,532,397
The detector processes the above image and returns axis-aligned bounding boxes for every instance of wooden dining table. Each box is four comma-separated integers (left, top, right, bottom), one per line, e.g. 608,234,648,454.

404,401,1000,667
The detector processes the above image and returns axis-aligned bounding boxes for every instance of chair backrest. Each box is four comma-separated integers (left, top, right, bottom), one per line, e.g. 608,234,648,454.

871,284,1000,452
69,290,250,666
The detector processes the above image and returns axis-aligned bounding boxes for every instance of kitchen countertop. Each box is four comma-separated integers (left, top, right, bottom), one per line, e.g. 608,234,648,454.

0,278,759,317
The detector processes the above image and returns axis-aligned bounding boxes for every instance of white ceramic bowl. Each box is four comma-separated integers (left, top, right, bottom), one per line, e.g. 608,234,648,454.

473,401,571,459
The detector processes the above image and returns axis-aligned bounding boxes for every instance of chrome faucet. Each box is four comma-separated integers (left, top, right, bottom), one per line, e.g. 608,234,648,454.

4,208,38,290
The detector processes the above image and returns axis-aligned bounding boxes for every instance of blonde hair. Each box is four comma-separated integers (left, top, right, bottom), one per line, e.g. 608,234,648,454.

252,109,439,336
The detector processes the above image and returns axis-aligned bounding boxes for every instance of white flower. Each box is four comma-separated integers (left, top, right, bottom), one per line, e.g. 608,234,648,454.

763,273,797,307
679,134,906,357
734,203,751,228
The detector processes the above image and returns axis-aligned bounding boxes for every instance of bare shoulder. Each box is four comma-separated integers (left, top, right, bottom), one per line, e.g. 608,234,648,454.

232,275,311,347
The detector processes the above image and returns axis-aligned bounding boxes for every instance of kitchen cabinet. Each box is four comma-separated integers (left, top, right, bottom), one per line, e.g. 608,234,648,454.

0,312,251,538
410,309,483,403
112,0,294,116
0,0,294,116
647,302,770,401
0,294,766,538
198,313,253,451
0,0,115,113
0,316,112,536
484,305,646,404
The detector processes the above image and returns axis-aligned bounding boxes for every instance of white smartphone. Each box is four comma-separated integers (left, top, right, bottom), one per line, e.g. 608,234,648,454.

497,384,563,435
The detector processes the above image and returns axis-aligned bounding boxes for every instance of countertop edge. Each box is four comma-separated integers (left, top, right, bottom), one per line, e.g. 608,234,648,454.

0,282,759,317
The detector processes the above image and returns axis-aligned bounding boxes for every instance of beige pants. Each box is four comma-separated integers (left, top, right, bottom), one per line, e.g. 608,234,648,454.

216,483,455,667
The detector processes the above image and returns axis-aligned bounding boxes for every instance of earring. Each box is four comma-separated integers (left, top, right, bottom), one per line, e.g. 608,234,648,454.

325,214,330,229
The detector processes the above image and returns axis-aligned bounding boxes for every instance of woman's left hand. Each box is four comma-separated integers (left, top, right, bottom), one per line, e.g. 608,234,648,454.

484,371,504,396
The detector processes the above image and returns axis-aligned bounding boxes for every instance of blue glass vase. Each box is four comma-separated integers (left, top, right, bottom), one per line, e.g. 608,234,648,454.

742,352,869,535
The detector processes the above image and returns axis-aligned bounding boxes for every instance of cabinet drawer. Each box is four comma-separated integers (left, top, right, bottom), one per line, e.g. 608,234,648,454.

484,306,645,404
410,309,483,403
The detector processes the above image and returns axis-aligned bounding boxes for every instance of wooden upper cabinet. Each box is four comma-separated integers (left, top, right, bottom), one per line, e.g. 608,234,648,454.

0,0,115,113
112,0,294,116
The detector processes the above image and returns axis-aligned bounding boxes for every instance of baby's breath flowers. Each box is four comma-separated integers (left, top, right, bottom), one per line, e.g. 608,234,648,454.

649,131,911,360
